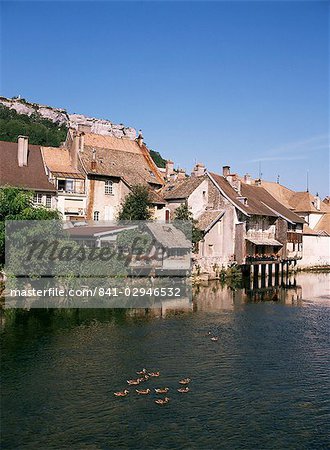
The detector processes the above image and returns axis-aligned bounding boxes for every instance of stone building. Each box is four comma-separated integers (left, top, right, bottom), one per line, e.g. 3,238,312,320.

65,128,166,221
161,164,305,275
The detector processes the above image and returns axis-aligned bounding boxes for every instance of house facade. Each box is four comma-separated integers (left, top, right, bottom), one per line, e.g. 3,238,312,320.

259,180,330,268
65,128,166,222
161,164,305,275
41,146,87,220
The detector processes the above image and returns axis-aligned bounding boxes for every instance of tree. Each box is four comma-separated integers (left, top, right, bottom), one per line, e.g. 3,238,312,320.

117,185,152,221
0,105,67,147
149,149,166,168
0,186,60,265
173,202,203,249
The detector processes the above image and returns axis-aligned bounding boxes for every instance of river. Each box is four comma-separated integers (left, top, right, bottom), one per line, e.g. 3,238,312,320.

1,272,329,449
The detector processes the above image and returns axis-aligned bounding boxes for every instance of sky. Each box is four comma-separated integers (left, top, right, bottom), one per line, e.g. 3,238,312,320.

1,1,329,197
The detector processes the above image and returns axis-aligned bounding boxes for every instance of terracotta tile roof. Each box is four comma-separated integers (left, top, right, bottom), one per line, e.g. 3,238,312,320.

148,189,166,205
41,146,84,177
241,183,305,223
260,180,330,214
161,175,207,200
288,191,330,213
197,210,225,231
84,134,142,153
79,133,164,187
0,140,56,192
258,180,294,209
208,172,304,224
314,213,330,235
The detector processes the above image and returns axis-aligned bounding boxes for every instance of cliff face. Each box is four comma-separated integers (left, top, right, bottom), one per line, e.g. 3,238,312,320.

0,97,137,139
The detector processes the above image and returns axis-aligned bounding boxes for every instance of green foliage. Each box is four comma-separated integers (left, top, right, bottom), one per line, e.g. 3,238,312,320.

0,104,67,147
173,203,203,247
118,185,152,221
0,186,60,265
149,149,166,168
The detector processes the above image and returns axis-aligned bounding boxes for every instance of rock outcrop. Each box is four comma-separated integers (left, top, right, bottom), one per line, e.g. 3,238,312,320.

0,96,137,139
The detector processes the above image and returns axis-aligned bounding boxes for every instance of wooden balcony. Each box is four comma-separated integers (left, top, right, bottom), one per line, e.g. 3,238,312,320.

287,232,303,244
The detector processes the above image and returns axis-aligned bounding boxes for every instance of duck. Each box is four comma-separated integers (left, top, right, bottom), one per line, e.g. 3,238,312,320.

179,378,191,385
148,371,160,377
177,387,190,393
127,379,140,385
155,397,170,405
114,389,129,397
136,368,148,375
136,388,151,395
211,336,219,342
155,387,169,394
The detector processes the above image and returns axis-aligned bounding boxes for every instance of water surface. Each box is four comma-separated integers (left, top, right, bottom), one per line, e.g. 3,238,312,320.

1,272,329,449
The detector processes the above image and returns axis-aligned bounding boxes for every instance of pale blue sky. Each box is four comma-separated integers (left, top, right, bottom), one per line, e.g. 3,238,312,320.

1,1,329,196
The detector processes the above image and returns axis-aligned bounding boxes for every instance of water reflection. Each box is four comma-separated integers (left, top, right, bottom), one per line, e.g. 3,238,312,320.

193,272,329,311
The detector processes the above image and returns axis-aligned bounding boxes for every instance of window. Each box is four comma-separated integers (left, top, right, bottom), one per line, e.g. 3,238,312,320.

105,180,113,195
57,180,66,191
94,211,99,221
34,193,43,204
66,180,74,192
57,179,74,192
46,195,51,208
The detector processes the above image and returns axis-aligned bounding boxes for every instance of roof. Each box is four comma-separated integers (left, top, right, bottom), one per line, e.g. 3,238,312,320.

0,140,56,192
65,225,133,237
145,223,191,249
41,147,85,179
79,133,164,187
314,213,330,235
240,183,305,223
161,175,207,200
288,191,330,213
208,172,304,224
51,171,85,180
197,210,225,232
260,180,330,214
148,189,166,205
246,237,283,246
258,180,294,209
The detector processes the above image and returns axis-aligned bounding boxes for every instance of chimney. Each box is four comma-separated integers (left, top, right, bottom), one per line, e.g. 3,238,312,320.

232,179,241,196
177,168,186,180
255,179,261,186
314,194,321,211
165,160,174,179
70,131,80,170
192,163,205,177
136,130,143,148
91,148,97,172
244,173,252,185
17,136,28,167
222,165,230,178
79,132,85,153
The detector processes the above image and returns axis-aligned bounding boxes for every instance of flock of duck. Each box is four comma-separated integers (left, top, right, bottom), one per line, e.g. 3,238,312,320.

114,368,191,405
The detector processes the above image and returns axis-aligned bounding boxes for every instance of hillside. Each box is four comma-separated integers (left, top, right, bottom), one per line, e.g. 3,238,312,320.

0,97,167,167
